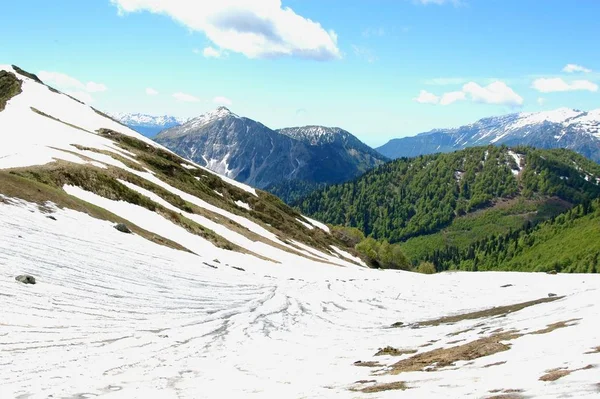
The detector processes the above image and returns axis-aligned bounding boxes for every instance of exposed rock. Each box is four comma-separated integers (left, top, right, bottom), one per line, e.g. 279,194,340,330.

114,223,132,234
548,293,558,298
15,275,36,285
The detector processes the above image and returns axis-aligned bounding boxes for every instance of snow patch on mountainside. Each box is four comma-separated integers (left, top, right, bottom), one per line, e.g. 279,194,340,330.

112,112,189,127
508,108,584,131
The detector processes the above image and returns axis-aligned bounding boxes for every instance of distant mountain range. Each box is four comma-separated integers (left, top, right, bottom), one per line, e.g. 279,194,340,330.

111,112,188,137
378,108,600,162
154,107,387,202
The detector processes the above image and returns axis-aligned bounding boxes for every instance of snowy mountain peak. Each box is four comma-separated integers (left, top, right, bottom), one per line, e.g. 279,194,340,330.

111,112,189,126
509,108,585,130
278,125,349,145
378,107,600,161
186,107,240,128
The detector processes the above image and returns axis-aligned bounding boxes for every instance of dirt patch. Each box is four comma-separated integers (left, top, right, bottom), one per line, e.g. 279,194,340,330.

351,381,408,393
539,365,594,382
539,368,572,382
483,361,507,368
354,360,383,368
403,296,563,328
585,346,600,354
389,319,578,375
375,346,418,356
390,331,521,374
530,319,580,335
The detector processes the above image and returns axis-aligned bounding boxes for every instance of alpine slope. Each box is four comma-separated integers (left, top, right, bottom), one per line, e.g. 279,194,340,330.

0,65,599,398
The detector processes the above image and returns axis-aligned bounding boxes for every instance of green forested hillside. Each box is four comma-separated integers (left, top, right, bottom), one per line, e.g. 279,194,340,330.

298,146,600,272
299,146,600,242
428,199,600,273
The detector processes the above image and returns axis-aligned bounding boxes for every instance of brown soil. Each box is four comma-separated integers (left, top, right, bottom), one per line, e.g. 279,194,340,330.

407,296,563,328
352,381,408,393
391,331,521,374
354,360,383,367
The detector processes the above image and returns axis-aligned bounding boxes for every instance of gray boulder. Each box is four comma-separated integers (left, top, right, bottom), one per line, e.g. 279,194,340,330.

114,223,132,234
15,275,36,285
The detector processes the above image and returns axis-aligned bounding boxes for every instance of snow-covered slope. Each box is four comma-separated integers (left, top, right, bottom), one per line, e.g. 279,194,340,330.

378,107,600,162
1,65,600,398
112,112,189,138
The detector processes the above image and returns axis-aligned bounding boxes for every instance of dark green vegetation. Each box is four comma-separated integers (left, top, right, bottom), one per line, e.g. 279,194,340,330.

11,65,43,84
400,197,571,264
0,71,22,111
429,199,600,273
265,179,328,205
299,146,600,272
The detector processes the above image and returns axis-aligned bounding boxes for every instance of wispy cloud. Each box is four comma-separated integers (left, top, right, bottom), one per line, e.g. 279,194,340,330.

352,45,377,63
213,96,232,106
563,64,592,73
145,88,159,96
532,78,598,93
414,81,523,107
173,92,200,102
201,46,226,59
111,0,341,61
362,27,385,38
414,90,441,105
38,71,107,103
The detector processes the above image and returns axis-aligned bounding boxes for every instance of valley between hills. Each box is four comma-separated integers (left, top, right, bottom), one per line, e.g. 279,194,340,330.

1,65,599,399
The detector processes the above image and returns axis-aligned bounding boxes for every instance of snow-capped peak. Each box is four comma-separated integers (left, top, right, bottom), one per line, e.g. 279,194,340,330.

111,112,189,127
508,107,584,130
278,125,348,145
185,107,239,129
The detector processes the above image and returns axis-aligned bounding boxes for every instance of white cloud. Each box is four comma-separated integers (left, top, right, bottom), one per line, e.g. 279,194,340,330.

38,71,108,103
85,82,107,93
65,91,95,104
173,92,200,102
111,0,341,60
563,64,592,73
463,81,523,106
414,81,523,107
440,91,466,105
203,46,224,59
145,87,159,96
532,78,598,93
213,96,232,106
414,90,440,104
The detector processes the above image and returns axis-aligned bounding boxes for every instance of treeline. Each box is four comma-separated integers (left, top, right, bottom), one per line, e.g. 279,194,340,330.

299,146,600,243
424,199,600,273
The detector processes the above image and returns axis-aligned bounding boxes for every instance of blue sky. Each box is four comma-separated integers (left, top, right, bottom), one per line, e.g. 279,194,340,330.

2,0,599,146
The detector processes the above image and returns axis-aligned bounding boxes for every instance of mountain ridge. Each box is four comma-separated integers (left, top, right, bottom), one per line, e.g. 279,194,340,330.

378,107,600,162
155,108,388,200
112,112,189,138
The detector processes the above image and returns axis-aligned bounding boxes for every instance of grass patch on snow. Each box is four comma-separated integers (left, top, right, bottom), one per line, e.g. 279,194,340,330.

0,170,188,253
97,129,358,261
7,163,245,253
395,296,563,328
0,71,22,112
